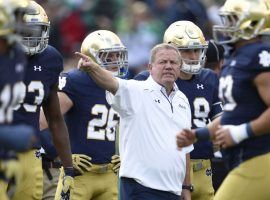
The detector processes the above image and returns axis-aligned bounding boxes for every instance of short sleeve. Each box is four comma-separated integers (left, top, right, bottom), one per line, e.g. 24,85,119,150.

58,72,76,103
236,43,270,74
49,47,64,85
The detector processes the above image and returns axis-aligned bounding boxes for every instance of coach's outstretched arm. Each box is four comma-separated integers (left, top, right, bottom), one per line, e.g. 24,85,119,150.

75,52,119,95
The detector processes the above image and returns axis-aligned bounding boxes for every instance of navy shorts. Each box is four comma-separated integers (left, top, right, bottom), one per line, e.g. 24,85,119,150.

120,177,181,200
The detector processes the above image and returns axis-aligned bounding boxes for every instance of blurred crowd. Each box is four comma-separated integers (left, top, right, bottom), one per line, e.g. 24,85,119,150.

37,0,224,74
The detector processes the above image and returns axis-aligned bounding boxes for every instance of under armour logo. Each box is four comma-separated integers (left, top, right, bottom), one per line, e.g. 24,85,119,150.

34,65,42,71
197,84,204,89
154,99,160,103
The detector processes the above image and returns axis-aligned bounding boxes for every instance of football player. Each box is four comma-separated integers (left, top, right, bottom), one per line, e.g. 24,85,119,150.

0,1,38,199
0,0,36,149
134,21,223,200
204,40,229,192
176,0,270,199
39,30,127,200
10,1,73,200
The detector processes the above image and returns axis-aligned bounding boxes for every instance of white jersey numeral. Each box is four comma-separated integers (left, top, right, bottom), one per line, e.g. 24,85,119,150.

14,81,45,113
219,75,236,111
87,104,119,141
193,97,210,128
0,82,24,123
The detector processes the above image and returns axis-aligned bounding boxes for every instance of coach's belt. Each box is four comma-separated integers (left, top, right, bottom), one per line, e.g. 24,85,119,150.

90,163,113,173
191,159,209,172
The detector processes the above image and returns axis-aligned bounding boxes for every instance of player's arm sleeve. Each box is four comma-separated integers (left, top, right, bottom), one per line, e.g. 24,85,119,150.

0,125,35,152
50,51,64,85
106,78,142,117
58,73,76,103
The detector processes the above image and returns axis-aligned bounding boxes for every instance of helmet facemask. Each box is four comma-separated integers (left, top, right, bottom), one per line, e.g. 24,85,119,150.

178,47,207,74
213,0,270,45
21,23,49,55
20,1,50,55
96,47,128,77
81,30,129,78
213,12,242,44
0,2,34,45
163,21,208,75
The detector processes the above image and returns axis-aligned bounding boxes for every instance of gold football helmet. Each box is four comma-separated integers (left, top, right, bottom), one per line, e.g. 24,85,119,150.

81,30,128,77
164,21,208,74
213,0,270,44
21,1,50,55
0,0,31,44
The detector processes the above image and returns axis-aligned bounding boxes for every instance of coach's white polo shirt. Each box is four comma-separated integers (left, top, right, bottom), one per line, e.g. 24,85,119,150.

106,76,193,195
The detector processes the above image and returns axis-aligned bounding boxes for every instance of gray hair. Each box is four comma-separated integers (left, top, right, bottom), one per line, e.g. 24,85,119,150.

149,43,181,64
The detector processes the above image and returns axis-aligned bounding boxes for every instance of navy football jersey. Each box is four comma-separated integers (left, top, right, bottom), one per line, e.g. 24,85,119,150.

134,69,223,159
12,45,63,145
219,41,270,168
58,69,120,164
0,43,27,159
0,44,26,125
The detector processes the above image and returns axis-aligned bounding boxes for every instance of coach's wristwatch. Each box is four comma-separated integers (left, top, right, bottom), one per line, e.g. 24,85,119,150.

182,184,194,192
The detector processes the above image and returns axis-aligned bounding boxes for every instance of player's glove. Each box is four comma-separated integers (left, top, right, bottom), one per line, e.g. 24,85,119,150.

72,154,92,175
1,159,22,185
60,167,74,200
110,154,120,174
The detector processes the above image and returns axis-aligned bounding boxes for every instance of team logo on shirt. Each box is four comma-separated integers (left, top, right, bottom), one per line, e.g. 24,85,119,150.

58,77,67,90
154,99,160,103
259,50,270,67
178,104,186,109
